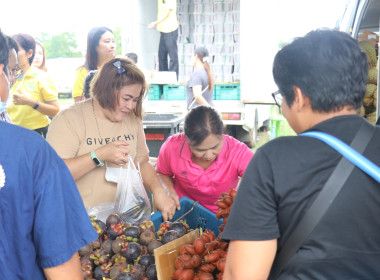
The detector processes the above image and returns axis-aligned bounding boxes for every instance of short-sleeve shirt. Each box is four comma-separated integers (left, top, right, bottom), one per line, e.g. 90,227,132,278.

186,68,214,110
0,121,98,279
222,115,380,279
46,99,150,208
72,66,88,98
157,133,253,213
157,0,179,33
7,66,58,130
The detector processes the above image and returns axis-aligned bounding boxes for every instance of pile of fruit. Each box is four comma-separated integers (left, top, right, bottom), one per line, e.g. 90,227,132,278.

171,188,237,280
80,214,189,280
359,38,378,123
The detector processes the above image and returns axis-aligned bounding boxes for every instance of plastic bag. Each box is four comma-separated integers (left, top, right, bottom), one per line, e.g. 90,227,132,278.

114,156,151,224
87,202,115,223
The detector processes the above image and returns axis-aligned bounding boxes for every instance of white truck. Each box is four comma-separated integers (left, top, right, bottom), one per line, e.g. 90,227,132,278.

121,0,277,148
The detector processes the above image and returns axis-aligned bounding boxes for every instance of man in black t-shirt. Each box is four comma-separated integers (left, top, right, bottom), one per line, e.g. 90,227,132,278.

222,29,380,279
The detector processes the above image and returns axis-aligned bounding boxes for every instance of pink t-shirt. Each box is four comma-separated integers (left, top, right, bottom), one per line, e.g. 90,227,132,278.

157,134,254,213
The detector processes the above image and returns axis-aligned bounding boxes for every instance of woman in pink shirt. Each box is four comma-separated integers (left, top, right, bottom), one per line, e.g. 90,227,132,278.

157,105,254,213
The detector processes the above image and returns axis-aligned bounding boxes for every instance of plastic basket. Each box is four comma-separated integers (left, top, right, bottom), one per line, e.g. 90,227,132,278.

214,84,240,100
163,85,186,100
151,197,223,235
148,84,162,100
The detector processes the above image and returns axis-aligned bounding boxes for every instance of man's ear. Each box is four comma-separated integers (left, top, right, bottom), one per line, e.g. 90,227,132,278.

0,64,4,76
26,49,34,59
292,86,310,111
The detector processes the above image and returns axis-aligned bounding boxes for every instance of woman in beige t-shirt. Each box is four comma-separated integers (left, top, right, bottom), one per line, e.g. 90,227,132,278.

47,58,179,221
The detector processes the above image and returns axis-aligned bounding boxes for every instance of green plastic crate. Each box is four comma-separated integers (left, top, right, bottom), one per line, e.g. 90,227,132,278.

214,84,240,100
163,85,186,100
148,84,162,100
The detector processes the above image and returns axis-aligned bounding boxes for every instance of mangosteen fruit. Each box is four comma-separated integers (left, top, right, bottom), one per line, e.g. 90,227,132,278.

94,265,110,280
92,218,107,236
146,264,157,280
161,230,180,244
79,243,93,256
131,264,145,279
116,272,138,280
110,263,126,280
138,220,155,233
81,255,94,278
106,213,122,227
112,236,128,254
139,230,156,246
124,226,140,242
90,237,102,250
90,248,111,266
101,238,114,254
138,254,155,268
147,240,162,255
122,242,142,263
107,222,126,240
156,221,172,240
169,222,188,237
112,253,127,266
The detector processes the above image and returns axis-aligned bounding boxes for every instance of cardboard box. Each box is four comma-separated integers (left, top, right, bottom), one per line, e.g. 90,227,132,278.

154,229,200,280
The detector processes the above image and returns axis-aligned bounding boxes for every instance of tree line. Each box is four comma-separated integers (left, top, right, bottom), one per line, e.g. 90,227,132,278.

36,28,122,59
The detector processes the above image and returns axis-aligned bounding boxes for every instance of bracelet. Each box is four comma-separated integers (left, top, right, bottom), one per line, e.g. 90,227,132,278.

91,150,104,167
33,100,39,110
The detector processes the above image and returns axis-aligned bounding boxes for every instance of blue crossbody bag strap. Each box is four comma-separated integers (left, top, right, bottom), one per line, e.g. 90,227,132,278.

300,129,380,183
269,121,377,279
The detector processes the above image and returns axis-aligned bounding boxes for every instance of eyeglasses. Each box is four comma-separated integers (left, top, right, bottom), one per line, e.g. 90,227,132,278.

10,65,23,79
271,90,283,110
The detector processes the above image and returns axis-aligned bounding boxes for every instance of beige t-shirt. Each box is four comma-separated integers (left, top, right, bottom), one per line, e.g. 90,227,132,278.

46,99,149,208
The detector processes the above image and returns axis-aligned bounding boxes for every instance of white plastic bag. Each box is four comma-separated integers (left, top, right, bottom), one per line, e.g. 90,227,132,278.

114,156,151,224
87,202,115,223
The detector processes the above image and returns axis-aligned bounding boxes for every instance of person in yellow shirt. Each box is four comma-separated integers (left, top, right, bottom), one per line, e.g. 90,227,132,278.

72,26,115,103
148,0,179,78
7,34,59,137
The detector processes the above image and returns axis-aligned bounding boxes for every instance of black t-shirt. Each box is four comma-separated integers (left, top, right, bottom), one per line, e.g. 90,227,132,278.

222,115,380,279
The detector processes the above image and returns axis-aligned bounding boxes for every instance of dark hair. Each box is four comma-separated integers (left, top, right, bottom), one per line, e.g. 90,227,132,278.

35,41,47,71
85,27,113,70
91,58,147,119
184,105,223,146
12,33,36,65
125,52,138,64
273,29,368,112
6,36,18,53
0,30,9,74
195,46,214,92
83,70,98,99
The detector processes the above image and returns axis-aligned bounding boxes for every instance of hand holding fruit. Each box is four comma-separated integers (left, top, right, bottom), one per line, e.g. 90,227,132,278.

153,188,178,221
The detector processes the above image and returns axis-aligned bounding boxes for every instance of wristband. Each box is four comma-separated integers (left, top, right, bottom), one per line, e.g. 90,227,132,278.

91,150,104,167
33,100,39,110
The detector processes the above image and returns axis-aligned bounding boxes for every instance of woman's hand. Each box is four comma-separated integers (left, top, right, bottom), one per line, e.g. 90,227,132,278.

12,91,36,107
96,141,129,166
152,188,177,221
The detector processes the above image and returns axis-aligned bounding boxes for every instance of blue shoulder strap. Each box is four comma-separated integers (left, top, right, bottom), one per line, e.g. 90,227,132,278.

300,130,380,183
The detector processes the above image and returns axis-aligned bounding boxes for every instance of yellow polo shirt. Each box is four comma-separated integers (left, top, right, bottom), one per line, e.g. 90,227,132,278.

7,66,58,130
157,0,179,33
72,66,88,98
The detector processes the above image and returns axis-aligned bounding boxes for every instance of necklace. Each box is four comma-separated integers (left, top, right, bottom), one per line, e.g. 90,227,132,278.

92,98,103,140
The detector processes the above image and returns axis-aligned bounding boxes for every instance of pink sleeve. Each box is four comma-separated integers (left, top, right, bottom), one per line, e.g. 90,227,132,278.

235,142,254,177
156,137,174,176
